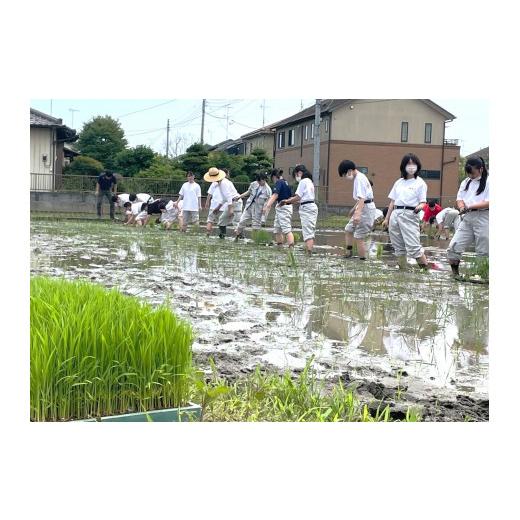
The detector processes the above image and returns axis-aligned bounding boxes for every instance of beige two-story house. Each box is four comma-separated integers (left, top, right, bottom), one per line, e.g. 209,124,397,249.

270,99,460,207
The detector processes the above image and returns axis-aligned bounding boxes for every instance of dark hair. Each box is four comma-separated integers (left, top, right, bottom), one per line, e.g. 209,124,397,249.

140,203,148,211
338,160,356,177
369,179,374,187
123,202,131,208
400,154,422,178
256,172,268,182
464,156,489,196
428,200,437,208
105,170,114,176
111,195,118,203
293,164,308,175
270,168,282,180
129,193,137,202
186,171,194,177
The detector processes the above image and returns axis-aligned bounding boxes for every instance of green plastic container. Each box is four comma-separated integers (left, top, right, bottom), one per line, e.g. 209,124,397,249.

82,403,202,422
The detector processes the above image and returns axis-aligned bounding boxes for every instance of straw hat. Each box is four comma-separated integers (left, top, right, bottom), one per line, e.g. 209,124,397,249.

204,167,226,182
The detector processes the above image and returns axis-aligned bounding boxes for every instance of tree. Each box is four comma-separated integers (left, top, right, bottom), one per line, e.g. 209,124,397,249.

135,155,186,180
179,143,212,175
63,155,104,176
115,145,156,177
208,151,245,177
242,148,273,180
76,116,128,169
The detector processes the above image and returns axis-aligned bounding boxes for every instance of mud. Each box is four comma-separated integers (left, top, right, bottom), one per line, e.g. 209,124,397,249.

30,220,489,421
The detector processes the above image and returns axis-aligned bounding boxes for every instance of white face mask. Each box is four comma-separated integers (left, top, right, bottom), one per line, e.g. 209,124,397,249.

346,171,354,180
405,165,418,175
295,175,302,183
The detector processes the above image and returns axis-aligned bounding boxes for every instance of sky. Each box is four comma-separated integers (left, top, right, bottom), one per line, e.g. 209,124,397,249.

30,98,488,157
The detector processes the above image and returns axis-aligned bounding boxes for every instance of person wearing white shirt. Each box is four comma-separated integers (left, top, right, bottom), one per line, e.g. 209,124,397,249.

135,193,153,203
203,167,236,238
338,160,376,260
447,156,489,276
383,154,429,269
123,201,149,226
279,165,318,254
176,171,201,232
111,193,132,222
160,199,183,230
435,207,461,240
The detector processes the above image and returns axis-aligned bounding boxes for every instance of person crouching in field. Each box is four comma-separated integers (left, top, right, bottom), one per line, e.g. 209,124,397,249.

421,199,443,233
383,153,429,269
124,202,149,226
446,156,489,277
233,172,272,240
278,164,318,255
435,207,461,240
263,169,294,248
160,199,183,230
338,160,376,261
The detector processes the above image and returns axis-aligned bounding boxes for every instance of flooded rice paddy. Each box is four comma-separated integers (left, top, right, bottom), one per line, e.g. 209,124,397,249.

30,219,489,419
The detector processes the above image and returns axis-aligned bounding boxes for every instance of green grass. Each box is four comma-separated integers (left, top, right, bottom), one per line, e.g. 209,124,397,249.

251,229,272,245
464,256,489,280
191,359,419,422
317,214,347,229
30,276,193,421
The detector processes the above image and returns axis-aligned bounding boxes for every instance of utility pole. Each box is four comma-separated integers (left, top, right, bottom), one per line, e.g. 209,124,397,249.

312,99,321,188
200,99,206,144
261,99,266,126
68,108,79,128
50,100,53,116
166,119,170,157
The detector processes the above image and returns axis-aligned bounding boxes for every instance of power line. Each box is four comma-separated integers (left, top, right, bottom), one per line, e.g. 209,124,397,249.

116,100,176,118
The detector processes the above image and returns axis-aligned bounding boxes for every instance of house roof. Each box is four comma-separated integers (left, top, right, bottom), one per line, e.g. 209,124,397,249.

465,146,489,163
265,99,456,131
30,108,78,142
240,126,275,139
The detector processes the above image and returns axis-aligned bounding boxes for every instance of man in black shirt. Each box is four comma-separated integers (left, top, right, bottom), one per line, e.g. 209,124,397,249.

96,171,117,219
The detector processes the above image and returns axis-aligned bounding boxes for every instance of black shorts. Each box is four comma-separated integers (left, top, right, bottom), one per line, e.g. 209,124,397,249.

428,216,436,224
147,200,163,215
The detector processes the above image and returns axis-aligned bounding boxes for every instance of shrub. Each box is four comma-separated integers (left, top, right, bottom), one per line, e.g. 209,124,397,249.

63,155,104,176
30,277,193,421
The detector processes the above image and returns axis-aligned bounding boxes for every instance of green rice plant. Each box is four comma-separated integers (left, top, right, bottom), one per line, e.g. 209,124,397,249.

191,358,419,422
292,232,301,243
251,229,272,245
30,276,193,421
376,243,383,259
464,256,489,281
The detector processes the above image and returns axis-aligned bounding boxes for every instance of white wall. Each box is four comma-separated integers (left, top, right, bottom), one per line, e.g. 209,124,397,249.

30,127,54,191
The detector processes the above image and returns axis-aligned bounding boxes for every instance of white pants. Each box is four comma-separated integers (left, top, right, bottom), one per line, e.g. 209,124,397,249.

389,208,423,258
345,203,376,239
299,203,318,241
236,201,264,232
447,211,489,261
273,204,293,235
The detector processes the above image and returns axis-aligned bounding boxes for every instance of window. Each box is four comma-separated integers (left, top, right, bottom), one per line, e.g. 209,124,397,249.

419,170,441,179
304,125,308,140
278,132,285,149
424,123,432,144
324,119,329,133
288,129,295,147
401,122,408,142
311,123,315,139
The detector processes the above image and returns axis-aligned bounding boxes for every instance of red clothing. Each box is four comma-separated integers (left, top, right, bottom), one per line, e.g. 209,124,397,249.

422,203,442,222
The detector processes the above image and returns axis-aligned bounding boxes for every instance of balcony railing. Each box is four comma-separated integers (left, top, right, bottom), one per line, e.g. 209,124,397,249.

444,139,459,146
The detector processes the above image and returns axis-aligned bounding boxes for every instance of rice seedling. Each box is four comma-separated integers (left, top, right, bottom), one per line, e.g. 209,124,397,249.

30,276,193,421
191,358,419,422
251,229,272,245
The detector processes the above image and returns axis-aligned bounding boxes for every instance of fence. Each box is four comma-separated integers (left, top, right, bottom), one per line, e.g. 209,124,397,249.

30,173,459,222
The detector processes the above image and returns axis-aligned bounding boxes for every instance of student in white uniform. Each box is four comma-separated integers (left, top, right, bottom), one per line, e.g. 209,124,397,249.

279,164,318,254
233,172,272,240
123,202,149,226
435,207,461,239
383,154,429,269
112,193,132,222
338,160,376,261
447,156,489,276
160,199,183,229
203,167,235,239
176,171,201,232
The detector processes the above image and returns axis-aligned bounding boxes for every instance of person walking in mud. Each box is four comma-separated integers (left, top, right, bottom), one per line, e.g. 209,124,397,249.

204,167,236,239
233,172,272,240
338,160,376,261
95,170,117,220
175,171,202,232
383,153,429,269
446,156,489,277
278,165,318,254
223,168,242,229
263,169,294,248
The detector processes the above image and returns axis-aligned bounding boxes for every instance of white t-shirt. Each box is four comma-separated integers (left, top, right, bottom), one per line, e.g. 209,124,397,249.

213,178,236,211
116,193,130,207
388,177,427,207
374,208,384,220
352,172,374,202
130,202,145,216
208,182,222,210
295,178,315,203
136,193,152,203
179,182,201,211
456,176,489,206
436,207,459,225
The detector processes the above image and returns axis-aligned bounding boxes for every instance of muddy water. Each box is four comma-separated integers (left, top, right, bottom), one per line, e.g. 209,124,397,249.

30,220,489,409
